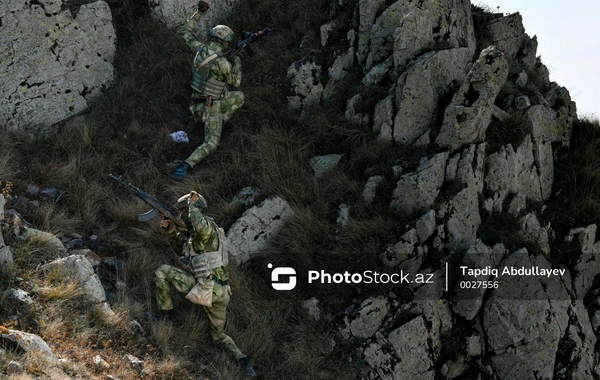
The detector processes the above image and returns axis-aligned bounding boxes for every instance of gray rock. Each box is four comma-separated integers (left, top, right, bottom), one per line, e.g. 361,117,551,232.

22,228,68,256
4,288,33,305
524,104,561,143
466,334,482,357
566,225,600,299
387,0,475,74
484,135,552,212
149,0,241,29
0,327,56,361
516,70,528,87
125,353,143,370
1,1,116,134
393,48,471,145
591,310,600,332
323,48,354,100
492,104,511,123
391,152,449,215
310,154,342,178
362,175,385,205
336,204,349,229
453,240,506,320
362,57,393,86
514,95,531,109
483,249,571,380
230,186,260,208
518,213,550,254
441,356,466,379
566,302,597,379
415,210,436,243
455,143,486,193
0,246,13,278
345,94,370,126
287,59,324,116
491,353,537,380
40,255,106,304
226,196,294,264
387,316,434,379
343,297,388,339
320,22,335,47
356,0,386,65
435,46,509,151
7,360,24,375
302,298,320,321
487,12,524,62
373,95,394,141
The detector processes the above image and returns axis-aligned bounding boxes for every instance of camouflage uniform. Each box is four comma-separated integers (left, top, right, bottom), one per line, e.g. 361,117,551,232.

179,10,244,167
155,199,245,361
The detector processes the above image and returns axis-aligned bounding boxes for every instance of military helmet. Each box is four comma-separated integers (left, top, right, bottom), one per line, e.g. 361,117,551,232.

176,192,208,210
209,25,234,43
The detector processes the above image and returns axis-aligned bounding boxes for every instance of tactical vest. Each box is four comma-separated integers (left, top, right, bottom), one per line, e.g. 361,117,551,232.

183,219,228,276
191,46,227,99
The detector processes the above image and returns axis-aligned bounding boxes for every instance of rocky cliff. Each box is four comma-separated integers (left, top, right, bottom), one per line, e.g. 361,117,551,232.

1,0,598,379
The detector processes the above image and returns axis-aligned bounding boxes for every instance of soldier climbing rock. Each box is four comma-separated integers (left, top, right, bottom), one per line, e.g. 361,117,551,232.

155,191,256,377
171,0,245,180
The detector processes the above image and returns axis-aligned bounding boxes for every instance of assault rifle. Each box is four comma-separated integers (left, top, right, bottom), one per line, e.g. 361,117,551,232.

227,27,273,59
109,174,186,229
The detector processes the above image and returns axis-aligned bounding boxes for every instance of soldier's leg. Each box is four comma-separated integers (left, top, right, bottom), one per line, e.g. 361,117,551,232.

203,283,245,360
184,100,224,167
221,91,245,122
155,265,197,310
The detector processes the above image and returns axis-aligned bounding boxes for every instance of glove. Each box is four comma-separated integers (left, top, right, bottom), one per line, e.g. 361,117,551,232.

198,0,210,13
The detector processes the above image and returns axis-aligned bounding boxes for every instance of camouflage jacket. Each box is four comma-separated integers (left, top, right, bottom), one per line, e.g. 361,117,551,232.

179,11,242,91
166,202,227,280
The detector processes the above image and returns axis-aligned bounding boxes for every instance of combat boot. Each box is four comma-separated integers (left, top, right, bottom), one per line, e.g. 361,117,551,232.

239,356,257,378
171,161,192,180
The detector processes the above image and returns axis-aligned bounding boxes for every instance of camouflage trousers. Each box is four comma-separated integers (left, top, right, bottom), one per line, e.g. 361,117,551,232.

185,91,245,167
154,264,245,360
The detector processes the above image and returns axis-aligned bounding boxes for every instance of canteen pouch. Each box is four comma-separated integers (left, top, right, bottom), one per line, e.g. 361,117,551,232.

185,277,214,307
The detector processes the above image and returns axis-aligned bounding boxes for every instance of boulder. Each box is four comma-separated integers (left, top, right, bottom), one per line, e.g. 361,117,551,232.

453,240,506,320
226,196,294,264
0,0,116,134
0,326,56,361
39,255,107,304
148,0,241,29
356,0,386,65
373,95,394,141
323,47,355,100
391,152,448,215
362,175,385,205
483,135,553,212
387,316,435,379
392,48,471,145
435,46,509,151
287,59,324,116
342,297,388,339
483,249,571,380
310,154,342,178
566,225,600,299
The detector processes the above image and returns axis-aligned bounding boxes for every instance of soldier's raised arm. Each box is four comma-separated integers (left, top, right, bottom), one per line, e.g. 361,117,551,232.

179,1,211,50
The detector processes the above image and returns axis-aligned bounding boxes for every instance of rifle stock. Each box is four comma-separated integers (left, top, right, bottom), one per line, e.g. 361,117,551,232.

109,174,187,229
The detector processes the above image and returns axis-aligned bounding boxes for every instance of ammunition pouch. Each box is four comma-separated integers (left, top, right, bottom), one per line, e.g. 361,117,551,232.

185,277,214,307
